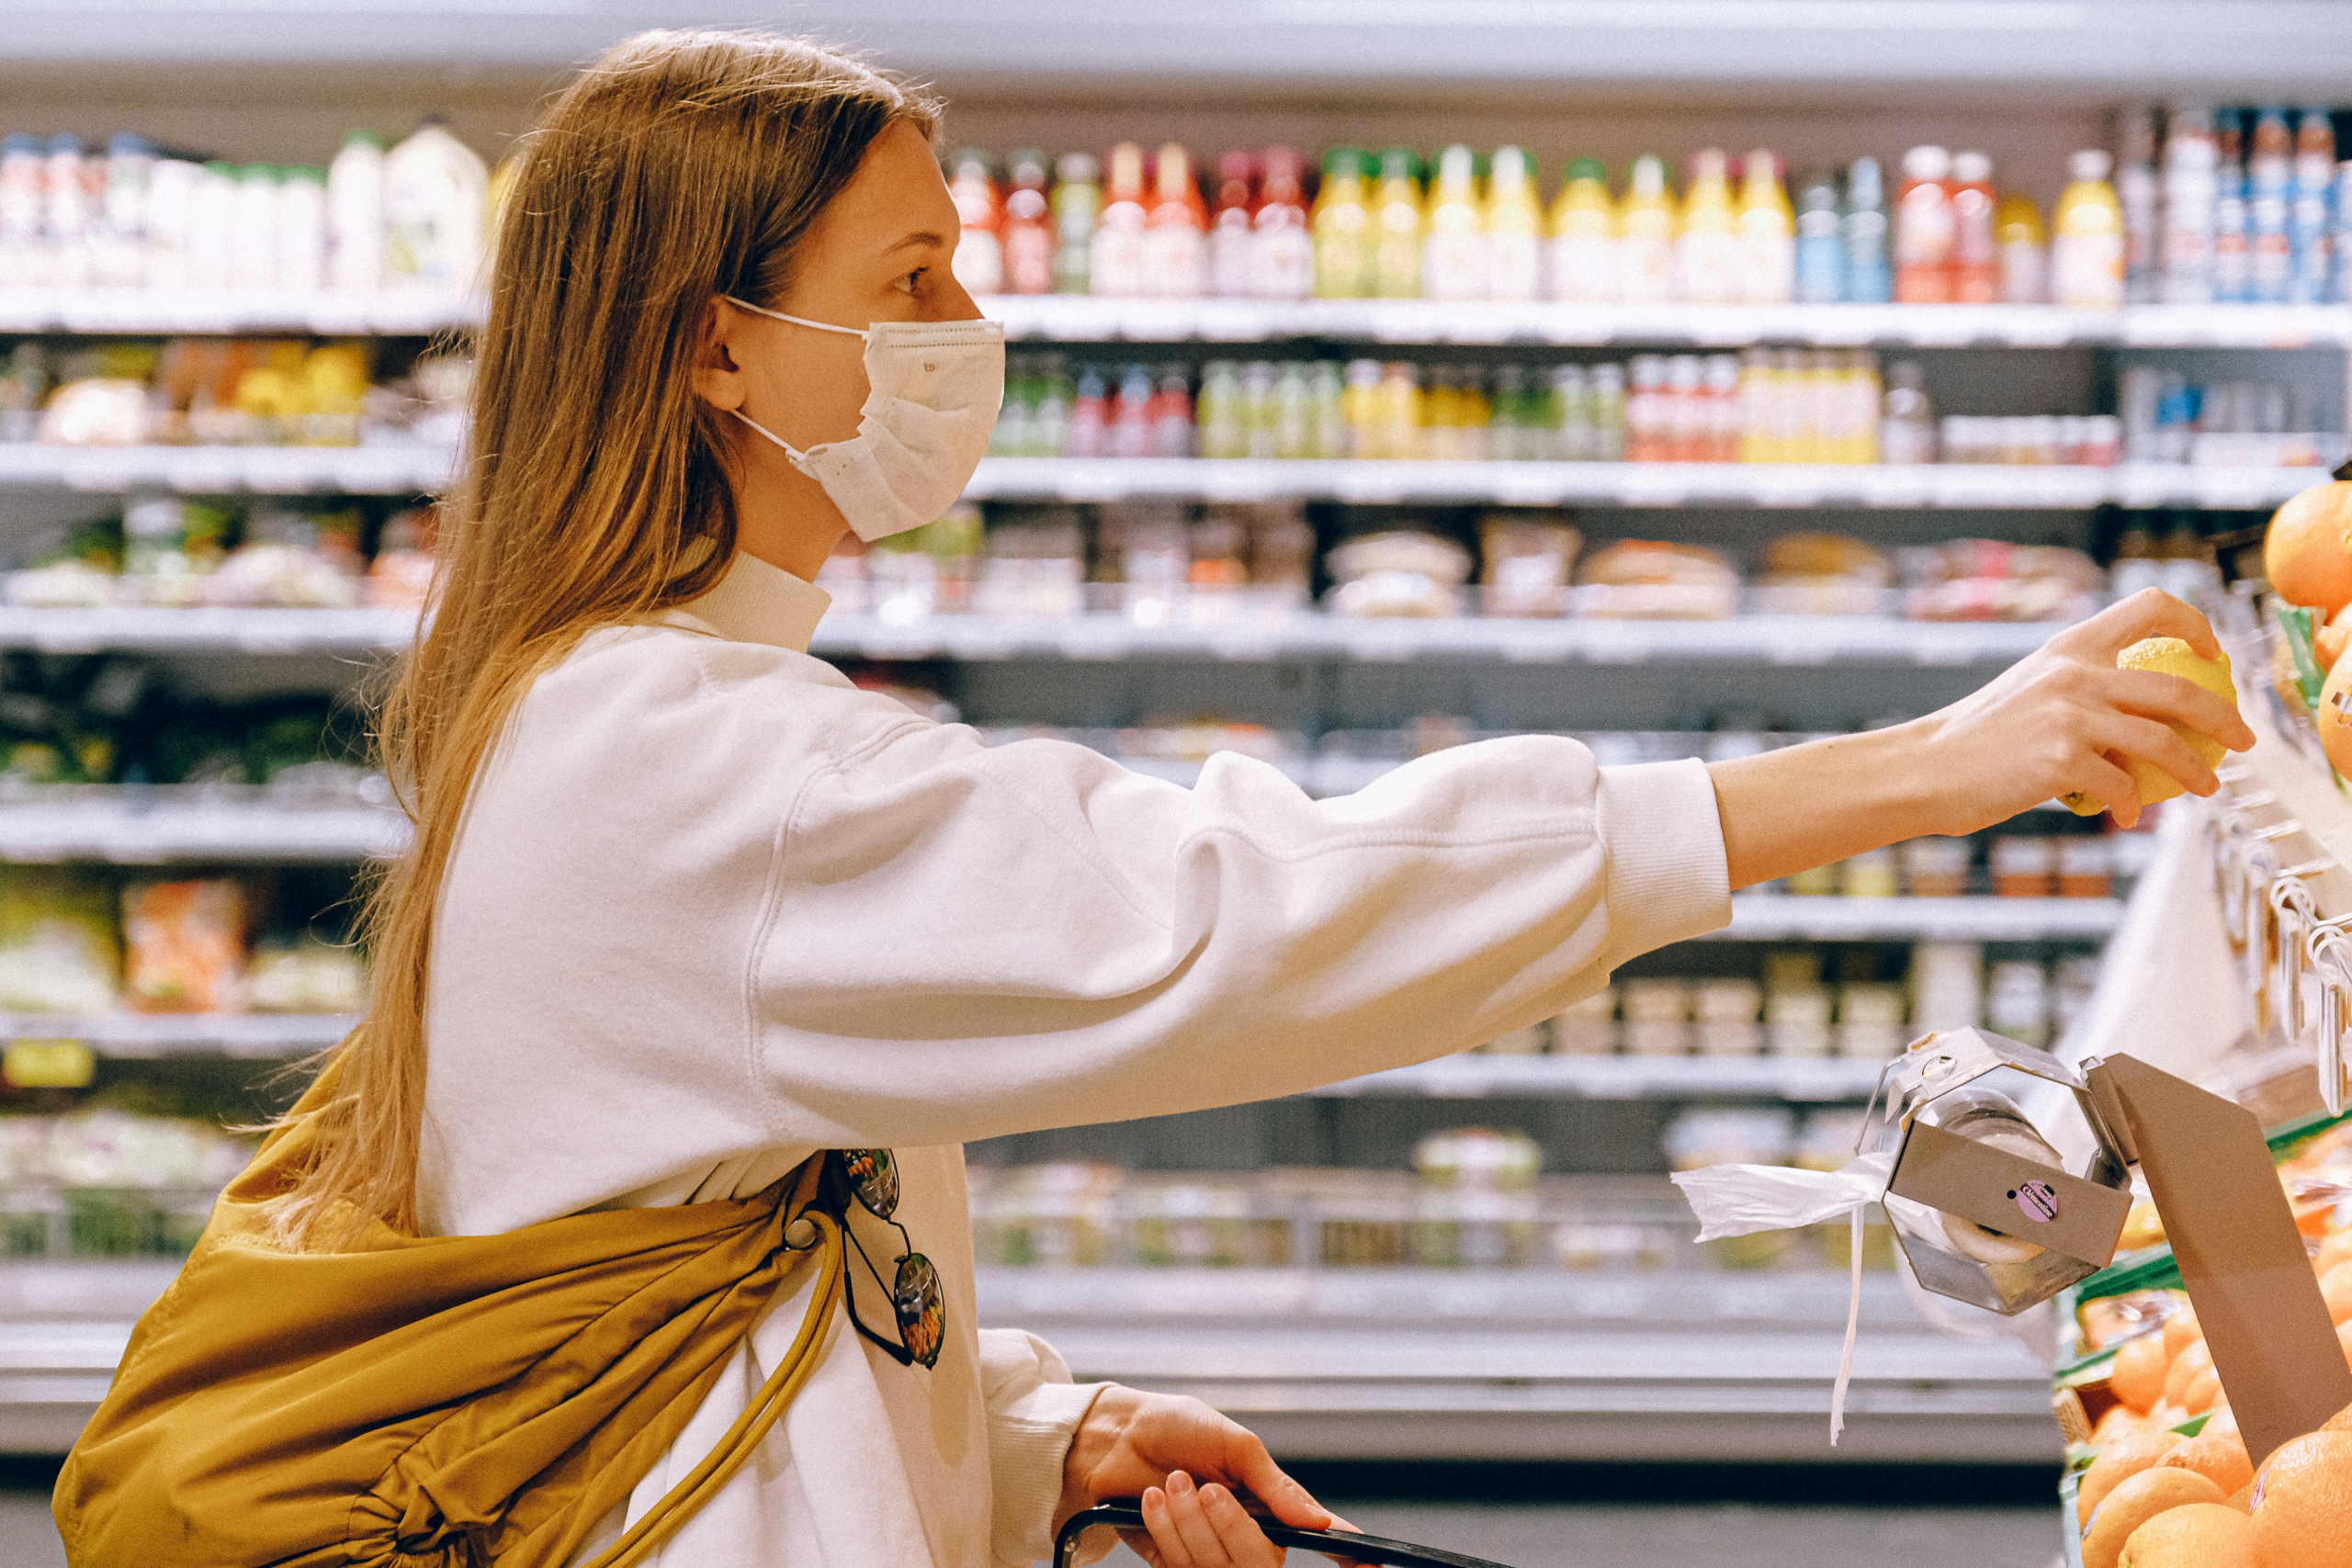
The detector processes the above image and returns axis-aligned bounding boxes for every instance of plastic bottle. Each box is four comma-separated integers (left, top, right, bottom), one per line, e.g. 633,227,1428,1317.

1676,148,1738,303
945,150,1004,296
1372,361,1422,459
1619,154,1678,304
44,135,92,288
96,133,153,288
2291,107,2336,304
1272,359,1315,458
2158,103,2217,304
1422,144,1486,301
1792,167,1843,304
1588,362,1627,459
1840,156,1891,303
1250,147,1313,300
2118,107,2162,303
1207,150,1256,299
1626,355,1670,460
1051,152,1100,296
0,136,41,288
1547,158,1619,303
1141,143,1207,299
1001,151,1055,296
1148,365,1195,457
1733,149,1793,305
382,118,489,291
326,130,385,293
1485,146,1544,303
141,157,197,290
1090,143,1148,297
2052,151,2125,310
187,161,236,290
1109,363,1155,457
277,164,328,293
1312,148,1374,299
1879,360,1938,463
1949,151,1997,303
2248,107,2293,303
2333,161,2352,305
2211,110,2249,304
1067,366,1109,457
1371,147,1425,299
1993,192,2045,304
1894,145,1956,304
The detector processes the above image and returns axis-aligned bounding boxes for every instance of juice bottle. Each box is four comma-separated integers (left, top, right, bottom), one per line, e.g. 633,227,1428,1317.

2290,107,2336,304
1207,150,1256,299
1733,350,1773,463
1625,354,1670,461
1993,192,2046,303
2118,107,2161,303
1141,143,1206,298
1423,144,1486,301
96,133,153,288
1051,152,1101,295
1312,148,1374,299
1372,147,1425,299
1068,366,1109,457
229,164,279,291
1676,148,1738,304
1664,355,1705,461
1250,146,1314,300
2159,102,2217,304
1340,358,1382,455
1949,151,1996,303
1879,360,1937,463
1110,363,1155,458
381,117,489,291
945,150,1004,296
1893,145,1955,303
1734,149,1793,304
1588,362,1626,459
1841,156,1891,302
277,164,328,293
1196,360,1245,458
1002,151,1054,296
1090,143,1148,297
1272,360,1315,458
1374,361,1422,458
2249,107,2293,303
2052,151,2124,310
1618,154,1678,303
1546,157,1618,303
1148,365,1195,457
1485,146,1544,303
2211,112,2249,304
42,135,92,288
1792,167,1843,304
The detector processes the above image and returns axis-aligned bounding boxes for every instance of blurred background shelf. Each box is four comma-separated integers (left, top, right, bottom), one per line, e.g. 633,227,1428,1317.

0,1011,351,1056
1317,1055,1890,1101
0,793,401,863
0,288,477,336
0,606,413,655
0,444,452,496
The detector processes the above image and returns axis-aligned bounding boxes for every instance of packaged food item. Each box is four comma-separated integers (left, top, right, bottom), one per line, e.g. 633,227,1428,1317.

1551,987,1618,1056
970,1162,1121,1267
1616,154,1678,303
364,506,439,611
1483,146,1544,303
1734,149,1793,304
244,933,367,1015
37,378,150,446
0,868,121,1016
1412,1126,1541,1269
1325,530,1472,619
1621,978,1691,1057
1989,835,2056,897
1894,144,1956,303
2057,835,2116,897
122,879,247,1014
1692,977,1762,1057
1421,144,1485,302
1140,143,1206,299
1764,983,1834,1057
1752,530,1891,617
1900,539,2104,623
2053,150,2126,310
1949,151,1998,303
381,118,489,290
1841,847,1899,898
203,508,365,609
1984,959,2053,1046
1910,942,1984,1031
1573,540,1737,620
1835,983,1908,1057
1248,146,1314,301
1371,147,1424,299
1311,147,1374,300
1477,513,1580,618
1899,837,1973,897
1675,148,1738,303
1994,189,2047,304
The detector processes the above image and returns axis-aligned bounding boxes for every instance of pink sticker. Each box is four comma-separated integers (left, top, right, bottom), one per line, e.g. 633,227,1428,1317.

2012,1179,2060,1223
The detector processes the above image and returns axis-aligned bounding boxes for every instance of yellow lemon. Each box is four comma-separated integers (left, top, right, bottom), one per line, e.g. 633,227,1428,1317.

2064,637,2237,816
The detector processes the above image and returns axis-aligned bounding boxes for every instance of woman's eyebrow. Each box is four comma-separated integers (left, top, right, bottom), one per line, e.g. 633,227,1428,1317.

884,230,947,255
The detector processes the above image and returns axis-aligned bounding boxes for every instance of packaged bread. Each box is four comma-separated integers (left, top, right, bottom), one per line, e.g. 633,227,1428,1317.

1573,539,1738,620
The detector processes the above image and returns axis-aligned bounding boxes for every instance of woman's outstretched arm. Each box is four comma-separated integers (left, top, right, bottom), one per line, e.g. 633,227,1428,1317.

1708,588,2256,890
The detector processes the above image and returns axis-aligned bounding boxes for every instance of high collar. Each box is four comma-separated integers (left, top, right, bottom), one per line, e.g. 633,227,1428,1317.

656,550,831,654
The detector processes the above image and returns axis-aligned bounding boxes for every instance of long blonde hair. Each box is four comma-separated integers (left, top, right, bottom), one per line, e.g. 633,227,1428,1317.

267,30,938,1248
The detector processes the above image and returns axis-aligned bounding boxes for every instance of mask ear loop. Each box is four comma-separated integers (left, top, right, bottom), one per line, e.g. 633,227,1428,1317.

721,295,870,338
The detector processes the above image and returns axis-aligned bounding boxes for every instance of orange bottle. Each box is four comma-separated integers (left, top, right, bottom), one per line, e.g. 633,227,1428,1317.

1090,142,1148,297
1894,144,1956,303
945,149,1003,296
1950,150,1997,303
1141,142,1207,298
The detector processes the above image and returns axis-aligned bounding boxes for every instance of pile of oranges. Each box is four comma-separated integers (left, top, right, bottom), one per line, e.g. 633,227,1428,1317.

2069,1123,2352,1565
2264,479,2352,772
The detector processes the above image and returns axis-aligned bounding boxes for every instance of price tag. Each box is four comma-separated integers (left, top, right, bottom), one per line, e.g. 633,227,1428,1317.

6,1038,95,1089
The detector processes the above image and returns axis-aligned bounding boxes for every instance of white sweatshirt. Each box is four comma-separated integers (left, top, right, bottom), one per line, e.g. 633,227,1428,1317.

416,550,1731,1567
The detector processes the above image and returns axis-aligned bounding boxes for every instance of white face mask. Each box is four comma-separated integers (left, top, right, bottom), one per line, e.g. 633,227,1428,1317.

719,297,1005,542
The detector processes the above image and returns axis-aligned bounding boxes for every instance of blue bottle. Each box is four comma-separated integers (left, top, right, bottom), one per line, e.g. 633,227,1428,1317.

1792,167,1844,304
1840,156,1891,303
2290,106,2337,305
2211,109,2249,303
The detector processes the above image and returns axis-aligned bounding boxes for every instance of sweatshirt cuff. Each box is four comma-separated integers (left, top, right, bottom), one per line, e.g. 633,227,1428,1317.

1595,759,1733,968
990,1377,1107,1566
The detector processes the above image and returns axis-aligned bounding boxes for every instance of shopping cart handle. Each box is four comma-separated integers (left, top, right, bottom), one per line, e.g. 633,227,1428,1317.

1052,1500,1520,1568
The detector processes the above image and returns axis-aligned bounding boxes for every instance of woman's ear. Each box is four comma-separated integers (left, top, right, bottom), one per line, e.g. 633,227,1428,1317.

690,296,747,412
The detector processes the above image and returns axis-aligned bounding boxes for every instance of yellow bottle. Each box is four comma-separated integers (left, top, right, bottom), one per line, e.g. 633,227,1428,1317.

1422,144,1486,301
1485,146,1544,303
1374,360,1423,457
1312,148,1374,299
1994,190,2048,304
1546,158,1618,303
1372,147,1426,299
2051,149,2123,310
1735,149,1793,304
1678,148,1738,303
1618,154,1678,304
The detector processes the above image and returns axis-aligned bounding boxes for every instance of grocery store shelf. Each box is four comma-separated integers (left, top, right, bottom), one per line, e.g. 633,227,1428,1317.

0,605,413,655
1710,893,2125,942
967,458,2325,511
811,609,2063,665
987,297,2352,351
0,793,404,863
0,443,451,496
0,1261,2055,1461
0,1012,354,1057
1318,1054,1889,1102
0,288,478,336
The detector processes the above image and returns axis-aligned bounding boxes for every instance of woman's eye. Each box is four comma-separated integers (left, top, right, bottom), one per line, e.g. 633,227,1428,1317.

897,266,928,295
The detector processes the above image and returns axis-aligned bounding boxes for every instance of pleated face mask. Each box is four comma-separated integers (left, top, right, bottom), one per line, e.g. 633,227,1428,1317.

720,297,1005,542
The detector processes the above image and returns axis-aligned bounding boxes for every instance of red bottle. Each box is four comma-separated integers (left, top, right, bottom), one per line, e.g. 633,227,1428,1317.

1207,149,1256,299
945,149,1004,297
1251,146,1314,300
1141,143,1208,298
1950,150,1997,303
1894,144,1956,304
1001,150,1054,296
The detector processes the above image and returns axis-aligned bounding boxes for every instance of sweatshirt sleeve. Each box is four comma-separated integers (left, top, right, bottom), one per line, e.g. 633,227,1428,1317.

751,719,1730,1148
977,1327,1102,1568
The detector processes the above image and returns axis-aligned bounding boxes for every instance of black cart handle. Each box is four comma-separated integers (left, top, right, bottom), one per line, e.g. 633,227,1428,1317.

1051,1500,1520,1568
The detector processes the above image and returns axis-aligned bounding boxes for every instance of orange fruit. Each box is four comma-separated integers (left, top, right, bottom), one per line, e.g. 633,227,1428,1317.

2163,1422,2256,1496
2180,1369,2223,1416
2323,1264,2352,1328
2321,656,2352,776
2119,1501,2256,1567
2165,1309,2204,1362
2097,1404,2154,1443
2086,1469,2228,1568
2247,1429,2352,1568
2318,1231,2352,1277
2167,1341,2218,1410
2227,1483,2255,1514
2116,1333,2172,1414
2084,1431,2190,1528
2264,480,2352,614
2319,608,2352,674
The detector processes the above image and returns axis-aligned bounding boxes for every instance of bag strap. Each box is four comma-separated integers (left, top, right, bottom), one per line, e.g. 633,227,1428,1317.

576,1207,846,1568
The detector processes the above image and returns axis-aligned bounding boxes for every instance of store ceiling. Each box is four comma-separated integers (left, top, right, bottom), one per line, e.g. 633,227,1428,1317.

0,0,2350,103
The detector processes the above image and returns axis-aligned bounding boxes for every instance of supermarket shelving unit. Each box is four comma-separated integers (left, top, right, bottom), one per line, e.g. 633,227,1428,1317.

5,1,2348,1467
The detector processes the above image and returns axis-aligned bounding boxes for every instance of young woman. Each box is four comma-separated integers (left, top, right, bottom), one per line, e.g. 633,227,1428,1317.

58,28,2252,1568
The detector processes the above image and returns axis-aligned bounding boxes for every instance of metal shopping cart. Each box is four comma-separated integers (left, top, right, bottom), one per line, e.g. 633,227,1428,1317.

1053,1500,1518,1568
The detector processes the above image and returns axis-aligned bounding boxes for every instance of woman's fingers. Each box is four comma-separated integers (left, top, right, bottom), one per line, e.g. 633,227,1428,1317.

1219,1424,1331,1530
1142,1473,1283,1568
2063,750,2144,829
2058,586,2226,661
2094,667,2256,753
2088,709,2228,801
1201,1483,1285,1567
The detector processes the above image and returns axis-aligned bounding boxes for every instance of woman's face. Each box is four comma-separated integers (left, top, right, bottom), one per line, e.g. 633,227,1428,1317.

695,119,980,542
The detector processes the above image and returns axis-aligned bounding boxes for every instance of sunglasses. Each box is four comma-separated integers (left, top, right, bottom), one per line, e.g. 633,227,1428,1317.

828,1148,944,1371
